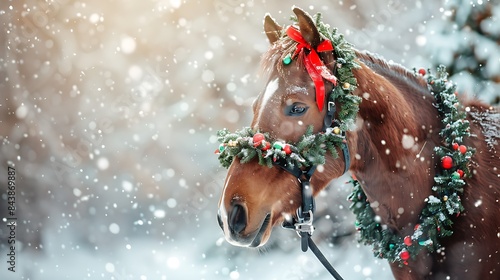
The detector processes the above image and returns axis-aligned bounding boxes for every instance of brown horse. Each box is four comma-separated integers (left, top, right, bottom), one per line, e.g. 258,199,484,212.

217,7,500,279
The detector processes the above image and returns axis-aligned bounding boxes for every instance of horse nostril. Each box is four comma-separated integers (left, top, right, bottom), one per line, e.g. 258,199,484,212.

229,204,247,234
217,211,224,230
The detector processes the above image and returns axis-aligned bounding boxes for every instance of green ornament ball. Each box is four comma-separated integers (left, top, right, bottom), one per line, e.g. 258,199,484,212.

283,54,292,65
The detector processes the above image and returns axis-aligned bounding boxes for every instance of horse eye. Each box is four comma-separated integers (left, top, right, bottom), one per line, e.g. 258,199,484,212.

286,103,308,116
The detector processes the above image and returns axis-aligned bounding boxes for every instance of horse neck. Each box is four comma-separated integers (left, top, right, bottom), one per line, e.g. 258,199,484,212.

345,52,443,231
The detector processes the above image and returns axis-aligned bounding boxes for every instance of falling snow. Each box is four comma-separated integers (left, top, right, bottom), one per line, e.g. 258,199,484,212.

401,134,415,150
0,1,498,280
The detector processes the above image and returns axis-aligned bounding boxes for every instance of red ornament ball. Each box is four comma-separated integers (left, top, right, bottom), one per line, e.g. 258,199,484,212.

441,156,453,169
457,169,464,178
404,236,412,246
418,68,426,76
283,144,292,155
452,143,459,150
400,251,411,261
459,145,467,154
253,133,265,147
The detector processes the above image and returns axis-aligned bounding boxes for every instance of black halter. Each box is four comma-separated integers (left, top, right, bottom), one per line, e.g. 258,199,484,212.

274,99,349,280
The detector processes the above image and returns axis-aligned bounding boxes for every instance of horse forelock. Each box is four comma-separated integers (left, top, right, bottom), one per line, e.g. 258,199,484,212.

260,35,336,81
261,37,297,78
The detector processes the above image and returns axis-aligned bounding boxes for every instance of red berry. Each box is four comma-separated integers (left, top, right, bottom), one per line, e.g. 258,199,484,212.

404,236,412,246
459,145,467,154
452,143,459,150
418,68,426,76
400,251,410,261
441,156,453,169
261,141,271,151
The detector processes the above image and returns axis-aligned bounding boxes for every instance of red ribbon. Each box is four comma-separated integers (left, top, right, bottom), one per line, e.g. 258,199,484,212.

286,26,338,111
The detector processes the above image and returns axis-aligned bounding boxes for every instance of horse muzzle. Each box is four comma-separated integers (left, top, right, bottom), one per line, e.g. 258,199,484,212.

217,203,272,247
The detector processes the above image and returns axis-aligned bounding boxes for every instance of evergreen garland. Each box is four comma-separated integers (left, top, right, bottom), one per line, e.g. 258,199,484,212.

216,125,345,169
348,65,475,266
314,13,361,131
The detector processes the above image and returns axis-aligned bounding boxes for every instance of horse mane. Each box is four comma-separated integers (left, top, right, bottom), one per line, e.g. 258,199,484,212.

354,50,431,96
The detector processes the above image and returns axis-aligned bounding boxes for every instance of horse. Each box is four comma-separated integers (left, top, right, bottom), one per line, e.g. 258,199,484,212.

216,7,500,279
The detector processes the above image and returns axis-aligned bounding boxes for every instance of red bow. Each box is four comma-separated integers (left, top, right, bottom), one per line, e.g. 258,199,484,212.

286,26,338,111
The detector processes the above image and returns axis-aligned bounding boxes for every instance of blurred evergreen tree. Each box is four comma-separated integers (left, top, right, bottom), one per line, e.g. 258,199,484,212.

426,0,500,104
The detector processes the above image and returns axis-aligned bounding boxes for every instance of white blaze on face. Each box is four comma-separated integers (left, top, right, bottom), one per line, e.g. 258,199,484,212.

219,175,232,216
255,78,279,127
219,175,232,240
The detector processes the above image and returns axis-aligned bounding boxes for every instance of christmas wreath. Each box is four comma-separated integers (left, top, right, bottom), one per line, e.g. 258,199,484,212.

349,65,475,265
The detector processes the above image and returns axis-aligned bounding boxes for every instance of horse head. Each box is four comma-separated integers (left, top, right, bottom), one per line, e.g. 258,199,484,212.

217,7,355,248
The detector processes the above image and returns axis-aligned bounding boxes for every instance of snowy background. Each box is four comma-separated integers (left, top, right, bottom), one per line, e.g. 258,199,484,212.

0,0,498,279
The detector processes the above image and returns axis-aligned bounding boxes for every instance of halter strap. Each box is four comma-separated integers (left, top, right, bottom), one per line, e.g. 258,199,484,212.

323,100,350,174
275,89,349,280
341,141,350,175
279,162,345,280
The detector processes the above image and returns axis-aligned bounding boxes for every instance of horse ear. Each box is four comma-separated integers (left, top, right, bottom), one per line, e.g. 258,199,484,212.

292,6,320,48
264,13,282,45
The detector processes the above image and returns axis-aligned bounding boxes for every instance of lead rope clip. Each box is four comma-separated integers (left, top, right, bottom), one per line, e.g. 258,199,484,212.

295,209,314,237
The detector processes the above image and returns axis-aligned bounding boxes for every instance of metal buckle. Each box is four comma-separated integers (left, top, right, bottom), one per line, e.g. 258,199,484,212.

328,101,335,112
294,209,315,236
